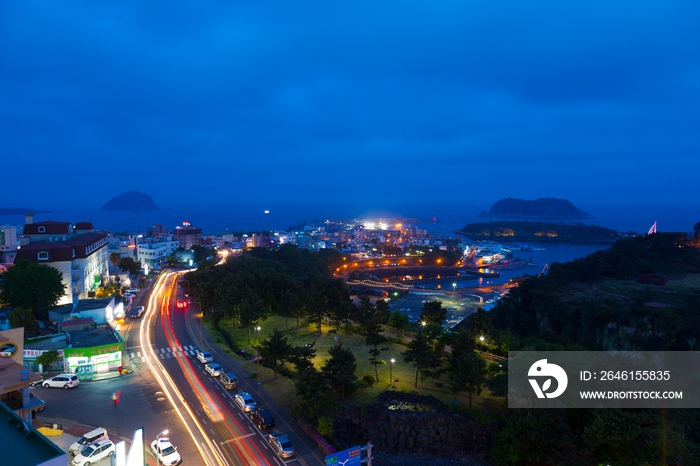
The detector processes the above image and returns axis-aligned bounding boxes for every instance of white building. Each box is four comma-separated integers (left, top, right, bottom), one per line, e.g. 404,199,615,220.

15,219,109,306
0,225,18,253
137,236,179,270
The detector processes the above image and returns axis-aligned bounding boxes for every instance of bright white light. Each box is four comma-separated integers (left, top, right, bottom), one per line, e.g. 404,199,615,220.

264,210,270,214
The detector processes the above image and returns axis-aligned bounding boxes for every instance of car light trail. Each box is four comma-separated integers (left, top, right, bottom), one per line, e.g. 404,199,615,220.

140,272,226,466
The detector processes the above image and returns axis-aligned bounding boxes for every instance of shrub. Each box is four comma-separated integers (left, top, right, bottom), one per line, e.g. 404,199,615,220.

318,416,334,441
362,375,375,387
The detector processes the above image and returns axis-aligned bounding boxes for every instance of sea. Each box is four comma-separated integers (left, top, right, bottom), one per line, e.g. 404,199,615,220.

3,201,698,287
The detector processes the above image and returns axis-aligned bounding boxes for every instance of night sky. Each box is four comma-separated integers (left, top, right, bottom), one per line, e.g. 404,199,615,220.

2,2,699,213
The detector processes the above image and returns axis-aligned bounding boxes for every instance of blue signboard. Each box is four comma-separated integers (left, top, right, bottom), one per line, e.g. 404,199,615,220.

325,445,362,465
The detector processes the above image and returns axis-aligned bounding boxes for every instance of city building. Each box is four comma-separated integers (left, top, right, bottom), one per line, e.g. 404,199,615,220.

136,236,179,270
0,224,18,253
15,217,109,306
173,221,201,249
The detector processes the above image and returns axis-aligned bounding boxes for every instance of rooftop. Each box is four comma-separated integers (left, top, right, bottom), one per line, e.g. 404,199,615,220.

0,398,65,465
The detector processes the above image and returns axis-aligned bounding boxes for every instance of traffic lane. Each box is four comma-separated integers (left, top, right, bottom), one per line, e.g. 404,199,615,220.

177,302,323,466
157,319,280,466
153,277,274,465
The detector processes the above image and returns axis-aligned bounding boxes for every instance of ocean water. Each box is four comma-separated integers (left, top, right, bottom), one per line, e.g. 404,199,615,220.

2,202,698,237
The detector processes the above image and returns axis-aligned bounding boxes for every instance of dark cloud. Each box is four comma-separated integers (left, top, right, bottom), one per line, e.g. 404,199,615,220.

1,1,699,210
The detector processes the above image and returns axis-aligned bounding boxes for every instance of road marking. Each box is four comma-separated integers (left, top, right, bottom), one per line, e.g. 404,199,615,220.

220,432,256,444
125,345,141,350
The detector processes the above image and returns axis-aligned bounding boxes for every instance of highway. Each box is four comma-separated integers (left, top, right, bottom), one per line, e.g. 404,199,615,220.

139,270,299,466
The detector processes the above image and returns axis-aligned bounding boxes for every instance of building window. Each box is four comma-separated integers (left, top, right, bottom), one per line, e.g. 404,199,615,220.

38,226,46,233
38,251,49,260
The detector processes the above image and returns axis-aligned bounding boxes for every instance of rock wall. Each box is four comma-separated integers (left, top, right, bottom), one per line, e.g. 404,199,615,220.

332,392,496,463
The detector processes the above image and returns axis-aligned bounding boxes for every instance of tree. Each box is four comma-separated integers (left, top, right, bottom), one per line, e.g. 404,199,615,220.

420,300,447,325
375,299,391,325
0,260,65,311
239,295,267,345
293,367,334,421
109,253,122,277
118,257,141,275
289,341,316,372
8,307,39,335
446,329,486,409
322,343,357,401
401,329,443,388
387,310,411,330
36,350,59,376
365,315,389,382
259,329,292,379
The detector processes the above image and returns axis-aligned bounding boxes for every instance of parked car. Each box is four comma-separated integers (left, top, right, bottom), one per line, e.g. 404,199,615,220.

130,306,145,318
219,372,239,390
234,392,257,412
249,408,275,429
204,362,223,377
126,288,139,294
71,439,115,466
268,432,295,458
196,350,213,364
150,438,183,466
69,427,109,456
43,373,80,389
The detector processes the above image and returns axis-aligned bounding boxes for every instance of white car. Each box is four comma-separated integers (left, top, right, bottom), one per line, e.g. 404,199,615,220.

43,373,80,389
150,438,182,466
234,392,257,412
126,288,139,294
72,439,115,465
196,350,213,363
205,362,223,377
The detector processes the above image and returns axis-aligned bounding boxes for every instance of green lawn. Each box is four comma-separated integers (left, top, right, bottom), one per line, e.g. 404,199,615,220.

206,316,507,418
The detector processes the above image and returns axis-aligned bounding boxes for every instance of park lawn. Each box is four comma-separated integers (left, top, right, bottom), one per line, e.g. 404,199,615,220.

208,315,507,418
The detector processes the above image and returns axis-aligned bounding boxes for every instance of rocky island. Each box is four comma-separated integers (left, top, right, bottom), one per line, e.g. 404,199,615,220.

101,190,159,211
0,207,45,216
456,221,626,243
479,197,594,219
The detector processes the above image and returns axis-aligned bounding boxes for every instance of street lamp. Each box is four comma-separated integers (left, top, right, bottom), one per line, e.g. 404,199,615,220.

256,326,261,342
479,335,484,352
390,358,395,387
452,282,456,292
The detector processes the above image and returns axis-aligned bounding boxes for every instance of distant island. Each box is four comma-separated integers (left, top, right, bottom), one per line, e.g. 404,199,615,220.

101,191,159,211
479,197,594,219
455,221,627,243
0,207,46,216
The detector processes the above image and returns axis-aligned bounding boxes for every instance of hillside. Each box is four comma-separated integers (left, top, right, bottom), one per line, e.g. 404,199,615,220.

479,197,593,219
101,191,159,211
455,221,625,242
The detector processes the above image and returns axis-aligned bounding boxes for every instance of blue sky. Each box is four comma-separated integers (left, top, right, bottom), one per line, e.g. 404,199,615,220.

2,1,699,213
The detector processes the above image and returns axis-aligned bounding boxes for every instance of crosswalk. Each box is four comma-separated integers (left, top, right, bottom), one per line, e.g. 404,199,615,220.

127,345,199,361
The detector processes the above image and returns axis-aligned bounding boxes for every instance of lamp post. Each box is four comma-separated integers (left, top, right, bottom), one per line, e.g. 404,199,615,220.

256,326,261,343
479,335,484,352
390,358,395,387
452,282,456,293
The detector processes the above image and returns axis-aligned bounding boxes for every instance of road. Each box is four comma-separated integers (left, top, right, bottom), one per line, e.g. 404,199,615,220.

37,270,325,465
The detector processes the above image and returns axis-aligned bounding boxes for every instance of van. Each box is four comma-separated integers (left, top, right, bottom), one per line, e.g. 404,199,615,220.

69,427,109,456
220,372,239,390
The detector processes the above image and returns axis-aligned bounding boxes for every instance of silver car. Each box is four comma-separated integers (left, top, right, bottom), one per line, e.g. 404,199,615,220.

205,362,223,377
268,432,295,458
233,392,257,412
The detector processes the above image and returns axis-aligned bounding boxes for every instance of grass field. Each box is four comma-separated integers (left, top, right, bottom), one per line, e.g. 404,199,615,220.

206,316,507,419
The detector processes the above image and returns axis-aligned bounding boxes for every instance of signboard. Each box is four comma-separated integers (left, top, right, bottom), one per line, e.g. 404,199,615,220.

63,341,123,359
325,446,361,466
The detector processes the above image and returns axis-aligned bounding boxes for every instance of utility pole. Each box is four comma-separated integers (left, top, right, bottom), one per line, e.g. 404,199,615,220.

257,346,262,405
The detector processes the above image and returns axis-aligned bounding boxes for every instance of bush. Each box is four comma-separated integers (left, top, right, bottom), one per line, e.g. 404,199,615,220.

362,375,375,387
317,416,333,440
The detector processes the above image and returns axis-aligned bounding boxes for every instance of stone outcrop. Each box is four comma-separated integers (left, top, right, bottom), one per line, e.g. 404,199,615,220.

332,392,495,463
